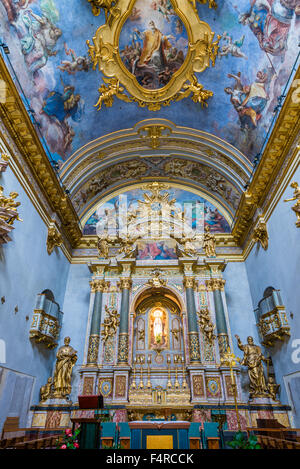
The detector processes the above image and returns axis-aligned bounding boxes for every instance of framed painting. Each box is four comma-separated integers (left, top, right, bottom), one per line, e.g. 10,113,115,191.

87,0,220,110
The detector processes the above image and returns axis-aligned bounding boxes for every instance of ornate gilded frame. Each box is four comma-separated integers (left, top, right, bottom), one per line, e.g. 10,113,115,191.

87,0,220,111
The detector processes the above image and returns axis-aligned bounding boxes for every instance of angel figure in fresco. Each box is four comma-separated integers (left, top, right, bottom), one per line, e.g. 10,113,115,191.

151,0,175,22
219,32,248,59
129,6,142,21
10,0,62,74
238,0,300,56
58,43,90,75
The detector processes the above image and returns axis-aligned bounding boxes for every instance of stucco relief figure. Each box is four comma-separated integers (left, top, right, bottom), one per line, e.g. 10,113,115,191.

40,377,53,402
284,181,300,227
97,233,110,258
235,335,269,399
203,225,216,257
53,337,77,398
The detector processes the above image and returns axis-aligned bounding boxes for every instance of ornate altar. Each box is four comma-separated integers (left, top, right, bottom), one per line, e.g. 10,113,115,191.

30,185,291,436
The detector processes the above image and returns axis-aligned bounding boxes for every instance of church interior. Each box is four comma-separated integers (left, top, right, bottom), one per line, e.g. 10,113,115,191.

0,0,300,451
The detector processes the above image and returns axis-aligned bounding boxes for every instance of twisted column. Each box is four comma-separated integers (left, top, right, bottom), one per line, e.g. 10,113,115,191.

117,278,132,364
206,278,229,358
87,279,109,365
183,277,201,363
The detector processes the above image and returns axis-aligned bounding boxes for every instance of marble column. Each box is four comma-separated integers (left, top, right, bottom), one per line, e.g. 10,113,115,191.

206,278,229,358
117,278,132,365
87,279,108,365
183,277,201,363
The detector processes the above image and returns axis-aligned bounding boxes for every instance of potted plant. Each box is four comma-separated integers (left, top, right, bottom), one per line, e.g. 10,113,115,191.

228,431,261,449
58,428,80,449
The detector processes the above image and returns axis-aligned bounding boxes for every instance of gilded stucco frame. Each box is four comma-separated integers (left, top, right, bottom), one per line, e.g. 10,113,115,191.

87,0,220,111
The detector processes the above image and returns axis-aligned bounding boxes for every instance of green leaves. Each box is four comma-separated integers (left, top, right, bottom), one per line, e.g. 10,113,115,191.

228,431,261,449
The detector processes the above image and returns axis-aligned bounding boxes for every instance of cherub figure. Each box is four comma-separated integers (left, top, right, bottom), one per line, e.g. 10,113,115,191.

267,376,280,401
40,377,53,402
284,182,300,227
58,44,90,74
219,32,247,59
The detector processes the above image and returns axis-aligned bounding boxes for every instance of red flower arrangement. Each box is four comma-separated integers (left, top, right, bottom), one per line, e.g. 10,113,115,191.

57,428,80,449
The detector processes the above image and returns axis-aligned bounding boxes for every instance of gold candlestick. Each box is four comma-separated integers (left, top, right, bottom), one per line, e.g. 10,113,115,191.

220,347,241,431
182,363,187,389
131,358,137,389
147,365,151,389
175,365,179,389
139,365,144,389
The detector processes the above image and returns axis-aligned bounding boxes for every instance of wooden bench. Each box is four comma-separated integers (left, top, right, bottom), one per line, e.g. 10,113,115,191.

257,434,300,450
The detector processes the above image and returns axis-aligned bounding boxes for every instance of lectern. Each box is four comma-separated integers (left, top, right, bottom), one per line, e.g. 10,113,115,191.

71,396,103,449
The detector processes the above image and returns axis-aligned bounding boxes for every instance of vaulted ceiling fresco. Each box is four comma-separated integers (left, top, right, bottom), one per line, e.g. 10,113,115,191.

0,0,299,230
83,186,232,236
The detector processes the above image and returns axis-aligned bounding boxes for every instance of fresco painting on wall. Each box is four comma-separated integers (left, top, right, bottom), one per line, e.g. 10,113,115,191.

82,187,231,235
137,240,177,260
0,0,299,162
119,0,188,89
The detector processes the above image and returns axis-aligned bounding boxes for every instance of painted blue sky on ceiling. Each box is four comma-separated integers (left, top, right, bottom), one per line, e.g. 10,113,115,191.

0,0,299,163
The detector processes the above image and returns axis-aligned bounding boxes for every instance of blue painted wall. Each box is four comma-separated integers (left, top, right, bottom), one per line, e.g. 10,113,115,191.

245,165,300,423
223,261,261,401
0,166,70,419
60,263,91,402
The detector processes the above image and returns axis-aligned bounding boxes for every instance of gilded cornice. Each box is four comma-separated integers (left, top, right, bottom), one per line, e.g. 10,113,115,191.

232,65,300,246
90,279,110,292
205,278,226,291
0,56,81,248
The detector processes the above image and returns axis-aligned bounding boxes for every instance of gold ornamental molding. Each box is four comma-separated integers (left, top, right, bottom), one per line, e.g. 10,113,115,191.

90,279,111,292
232,65,300,246
0,56,81,250
205,278,226,291
87,0,220,111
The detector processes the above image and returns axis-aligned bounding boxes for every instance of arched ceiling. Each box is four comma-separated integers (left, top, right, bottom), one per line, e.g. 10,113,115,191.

0,0,299,233
60,119,251,222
